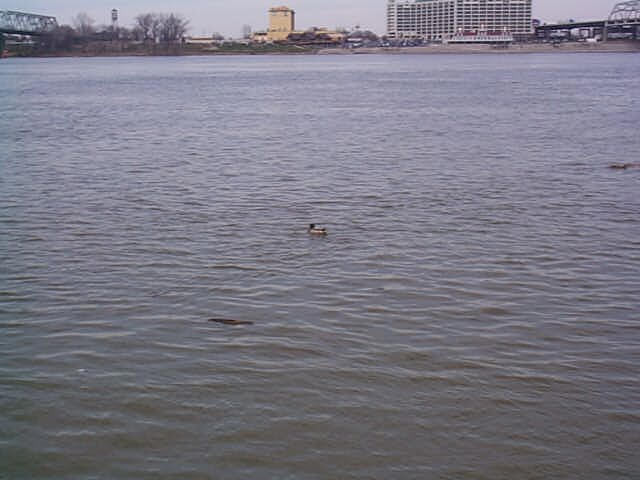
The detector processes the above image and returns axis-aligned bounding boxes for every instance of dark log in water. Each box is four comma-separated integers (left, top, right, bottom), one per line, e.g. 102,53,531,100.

609,163,640,169
208,318,254,326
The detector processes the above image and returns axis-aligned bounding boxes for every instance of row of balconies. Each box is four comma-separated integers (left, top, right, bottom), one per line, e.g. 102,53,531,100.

394,20,530,26
391,9,529,14
395,20,528,24
392,5,528,10
391,25,453,27
394,14,530,18
395,16,453,20
393,23,530,29
392,5,529,8
392,11,529,18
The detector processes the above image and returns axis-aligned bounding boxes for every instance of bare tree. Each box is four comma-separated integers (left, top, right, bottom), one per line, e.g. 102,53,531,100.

159,13,189,43
134,13,155,42
39,25,77,51
151,14,163,43
73,12,95,37
117,26,132,41
132,12,189,44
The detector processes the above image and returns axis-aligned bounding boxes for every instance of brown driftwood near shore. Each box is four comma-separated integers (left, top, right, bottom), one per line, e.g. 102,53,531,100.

208,318,254,326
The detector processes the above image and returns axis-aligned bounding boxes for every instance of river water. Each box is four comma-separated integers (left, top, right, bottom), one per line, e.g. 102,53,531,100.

1,53,639,479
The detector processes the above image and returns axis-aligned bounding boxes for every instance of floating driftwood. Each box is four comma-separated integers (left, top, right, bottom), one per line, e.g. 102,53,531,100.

208,318,254,326
609,163,640,169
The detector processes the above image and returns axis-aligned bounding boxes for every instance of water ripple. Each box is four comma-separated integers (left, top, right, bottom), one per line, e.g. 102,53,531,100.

1,54,639,480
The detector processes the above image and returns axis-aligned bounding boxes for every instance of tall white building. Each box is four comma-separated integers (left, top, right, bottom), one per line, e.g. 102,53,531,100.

387,0,533,41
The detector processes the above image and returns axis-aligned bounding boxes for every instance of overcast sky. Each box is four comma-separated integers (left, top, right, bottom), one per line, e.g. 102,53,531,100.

6,1,619,37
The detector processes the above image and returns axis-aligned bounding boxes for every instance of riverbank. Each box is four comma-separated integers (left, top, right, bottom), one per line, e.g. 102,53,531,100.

318,41,640,55
1,42,314,58
3,40,639,59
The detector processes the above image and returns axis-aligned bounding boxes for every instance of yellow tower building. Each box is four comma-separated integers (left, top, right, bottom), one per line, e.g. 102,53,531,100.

268,6,295,41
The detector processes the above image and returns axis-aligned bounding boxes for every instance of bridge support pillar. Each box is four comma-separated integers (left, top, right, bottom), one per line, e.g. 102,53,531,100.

0,34,5,54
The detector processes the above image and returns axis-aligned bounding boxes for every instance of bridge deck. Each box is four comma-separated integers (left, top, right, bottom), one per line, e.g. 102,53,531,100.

536,21,606,31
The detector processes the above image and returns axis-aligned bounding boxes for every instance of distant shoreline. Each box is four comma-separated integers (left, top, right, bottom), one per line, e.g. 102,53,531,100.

4,41,639,59
318,41,640,55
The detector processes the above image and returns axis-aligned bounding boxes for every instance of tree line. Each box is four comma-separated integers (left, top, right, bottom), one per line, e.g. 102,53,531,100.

39,12,189,52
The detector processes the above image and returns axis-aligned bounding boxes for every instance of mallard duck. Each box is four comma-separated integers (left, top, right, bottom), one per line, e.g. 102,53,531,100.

308,223,327,235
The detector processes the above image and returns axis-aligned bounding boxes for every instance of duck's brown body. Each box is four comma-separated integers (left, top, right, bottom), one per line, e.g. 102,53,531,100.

308,224,327,235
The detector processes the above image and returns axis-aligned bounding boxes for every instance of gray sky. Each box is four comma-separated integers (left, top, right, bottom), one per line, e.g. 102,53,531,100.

5,1,618,37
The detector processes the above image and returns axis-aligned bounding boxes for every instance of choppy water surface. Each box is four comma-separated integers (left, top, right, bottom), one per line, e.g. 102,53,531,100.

1,53,639,479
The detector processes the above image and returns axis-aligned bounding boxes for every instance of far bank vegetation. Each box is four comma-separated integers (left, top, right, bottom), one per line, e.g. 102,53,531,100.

16,11,190,56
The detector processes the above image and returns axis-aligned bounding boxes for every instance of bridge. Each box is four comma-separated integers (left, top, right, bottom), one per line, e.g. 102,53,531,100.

1,10,58,52
536,1,640,41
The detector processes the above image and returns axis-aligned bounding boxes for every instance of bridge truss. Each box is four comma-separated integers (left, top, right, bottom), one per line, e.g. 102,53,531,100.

1,10,58,53
608,1,640,23
535,1,640,41
0,10,58,36
606,1,640,39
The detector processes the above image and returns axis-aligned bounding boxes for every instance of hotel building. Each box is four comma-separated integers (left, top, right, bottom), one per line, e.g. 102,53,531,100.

387,0,533,42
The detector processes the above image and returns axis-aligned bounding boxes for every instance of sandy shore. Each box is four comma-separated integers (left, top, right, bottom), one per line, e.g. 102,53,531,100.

318,41,640,55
